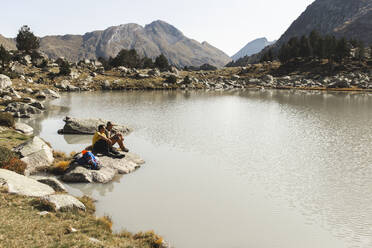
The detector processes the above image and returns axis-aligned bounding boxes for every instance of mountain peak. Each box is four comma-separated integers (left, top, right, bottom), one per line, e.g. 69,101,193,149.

232,37,275,61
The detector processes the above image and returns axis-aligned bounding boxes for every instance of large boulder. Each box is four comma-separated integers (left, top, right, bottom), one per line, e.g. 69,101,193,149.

62,166,116,183
13,136,54,175
62,153,143,183
41,194,86,211
0,169,55,197
59,116,131,135
0,75,12,89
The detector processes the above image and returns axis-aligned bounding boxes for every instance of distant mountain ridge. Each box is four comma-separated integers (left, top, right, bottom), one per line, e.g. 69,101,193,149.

231,38,275,61
276,0,372,46
241,0,372,64
0,20,231,68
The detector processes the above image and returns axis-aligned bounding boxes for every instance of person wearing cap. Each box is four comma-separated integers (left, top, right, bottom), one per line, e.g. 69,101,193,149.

105,121,129,152
92,124,124,158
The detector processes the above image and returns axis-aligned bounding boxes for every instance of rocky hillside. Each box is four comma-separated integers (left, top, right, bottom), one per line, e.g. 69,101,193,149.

277,0,372,46
231,38,275,61
0,35,16,50
0,21,231,68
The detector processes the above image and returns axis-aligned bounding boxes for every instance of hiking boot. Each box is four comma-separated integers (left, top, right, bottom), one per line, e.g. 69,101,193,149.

108,151,125,159
121,147,129,153
110,147,120,155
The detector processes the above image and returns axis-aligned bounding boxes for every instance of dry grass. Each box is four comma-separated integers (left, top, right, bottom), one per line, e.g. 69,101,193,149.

49,150,76,174
96,215,113,231
0,189,166,248
0,157,27,175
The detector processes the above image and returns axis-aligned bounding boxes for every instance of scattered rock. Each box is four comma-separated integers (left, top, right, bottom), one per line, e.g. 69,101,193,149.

14,122,34,135
42,89,60,98
5,102,42,118
0,169,55,197
41,194,86,211
0,75,12,89
60,116,131,135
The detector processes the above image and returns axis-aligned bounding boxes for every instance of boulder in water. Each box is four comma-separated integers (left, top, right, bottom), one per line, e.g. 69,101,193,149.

59,116,131,135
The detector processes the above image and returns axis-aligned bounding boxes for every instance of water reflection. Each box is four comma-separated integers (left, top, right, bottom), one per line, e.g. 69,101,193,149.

22,89,372,248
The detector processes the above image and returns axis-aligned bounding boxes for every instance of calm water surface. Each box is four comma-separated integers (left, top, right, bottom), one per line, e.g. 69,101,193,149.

24,90,372,248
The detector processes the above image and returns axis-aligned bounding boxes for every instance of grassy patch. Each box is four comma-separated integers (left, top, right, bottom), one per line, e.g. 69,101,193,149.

0,189,166,248
0,129,30,149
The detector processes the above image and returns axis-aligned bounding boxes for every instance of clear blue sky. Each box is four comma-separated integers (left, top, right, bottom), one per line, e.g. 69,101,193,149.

0,0,315,56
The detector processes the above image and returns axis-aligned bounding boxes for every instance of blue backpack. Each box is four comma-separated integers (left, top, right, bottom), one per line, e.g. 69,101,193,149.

77,151,100,170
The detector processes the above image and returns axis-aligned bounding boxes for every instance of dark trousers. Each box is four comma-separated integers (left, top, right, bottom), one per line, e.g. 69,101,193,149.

92,139,110,155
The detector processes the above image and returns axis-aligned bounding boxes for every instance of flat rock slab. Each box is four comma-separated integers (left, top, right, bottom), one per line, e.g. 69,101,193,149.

31,176,67,192
0,169,55,197
13,136,53,158
60,116,132,135
14,122,34,135
42,194,86,211
61,153,143,183
62,166,116,183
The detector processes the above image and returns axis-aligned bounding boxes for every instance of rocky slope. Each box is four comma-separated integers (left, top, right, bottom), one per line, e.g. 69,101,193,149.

276,0,372,46
231,38,275,61
1,21,231,68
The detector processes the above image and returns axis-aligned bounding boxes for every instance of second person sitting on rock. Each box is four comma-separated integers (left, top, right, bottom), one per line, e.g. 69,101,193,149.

92,125,125,159
105,121,129,152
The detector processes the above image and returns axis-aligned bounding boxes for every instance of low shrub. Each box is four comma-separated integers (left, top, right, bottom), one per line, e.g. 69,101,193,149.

0,112,15,127
49,160,70,174
78,195,96,214
0,146,17,163
96,215,113,231
133,231,164,248
165,75,177,84
0,146,26,175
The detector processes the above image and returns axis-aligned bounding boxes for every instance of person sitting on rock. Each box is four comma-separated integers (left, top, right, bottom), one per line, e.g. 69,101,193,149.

105,121,129,152
92,125,124,158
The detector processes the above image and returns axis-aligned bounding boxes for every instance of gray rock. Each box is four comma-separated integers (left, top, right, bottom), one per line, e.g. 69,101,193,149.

21,148,54,176
0,169,55,197
5,102,42,117
60,116,131,135
24,55,32,64
41,194,86,211
11,63,25,75
30,101,45,110
62,153,143,183
33,176,66,192
13,136,53,159
148,69,161,77
42,89,60,98
0,74,12,89
136,73,149,79
62,166,116,183
14,122,33,135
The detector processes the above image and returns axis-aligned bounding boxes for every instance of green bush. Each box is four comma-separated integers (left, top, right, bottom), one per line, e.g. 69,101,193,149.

0,112,15,127
58,60,71,76
165,75,177,84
